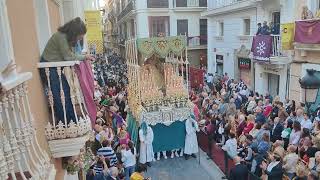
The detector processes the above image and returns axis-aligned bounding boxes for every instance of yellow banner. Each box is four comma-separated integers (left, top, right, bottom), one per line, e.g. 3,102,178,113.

85,11,103,54
281,23,294,50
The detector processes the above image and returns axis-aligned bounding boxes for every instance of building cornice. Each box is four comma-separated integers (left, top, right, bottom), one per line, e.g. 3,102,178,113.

201,0,260,17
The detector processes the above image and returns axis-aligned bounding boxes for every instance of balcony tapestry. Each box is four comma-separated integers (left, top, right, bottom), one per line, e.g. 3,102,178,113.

281,23,294,50
251,35,272,62
137,36,187,59
75,61,96,126
295,20,320,44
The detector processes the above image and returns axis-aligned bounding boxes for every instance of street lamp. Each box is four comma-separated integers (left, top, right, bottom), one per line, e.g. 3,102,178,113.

299,69,320,115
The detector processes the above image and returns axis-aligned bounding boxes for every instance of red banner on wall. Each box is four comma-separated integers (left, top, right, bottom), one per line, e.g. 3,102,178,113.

295,20,320,44
189,67,204,88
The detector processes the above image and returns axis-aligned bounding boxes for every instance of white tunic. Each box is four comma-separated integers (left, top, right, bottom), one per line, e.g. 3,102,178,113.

184,118,200,155
139,126,154,163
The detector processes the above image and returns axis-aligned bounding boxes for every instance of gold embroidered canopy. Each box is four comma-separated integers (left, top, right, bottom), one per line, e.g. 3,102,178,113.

136,36,187,59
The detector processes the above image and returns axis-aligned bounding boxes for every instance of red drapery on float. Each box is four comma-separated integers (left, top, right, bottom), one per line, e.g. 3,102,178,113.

189,67,204,88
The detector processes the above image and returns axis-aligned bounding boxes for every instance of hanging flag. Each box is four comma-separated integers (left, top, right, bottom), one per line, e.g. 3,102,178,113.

251,35,272,62
281,23,294,50
295,20,320,44
85,11,104,54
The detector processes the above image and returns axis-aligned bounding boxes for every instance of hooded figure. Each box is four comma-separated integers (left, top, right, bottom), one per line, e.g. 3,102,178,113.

184,114,200,157
139,122,154,164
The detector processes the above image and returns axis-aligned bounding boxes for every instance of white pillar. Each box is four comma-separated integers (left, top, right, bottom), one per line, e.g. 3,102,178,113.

33,0,52,54
207,18,216,74
0,0,17,81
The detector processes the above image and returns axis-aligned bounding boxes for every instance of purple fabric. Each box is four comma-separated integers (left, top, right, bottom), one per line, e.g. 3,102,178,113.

112,112,125,128
251,35,272,62
295,20,320,44
75,61,96,126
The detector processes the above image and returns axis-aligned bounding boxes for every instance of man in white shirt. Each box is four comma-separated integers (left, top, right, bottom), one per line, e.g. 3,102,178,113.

301,113,313,130
222,132,238,159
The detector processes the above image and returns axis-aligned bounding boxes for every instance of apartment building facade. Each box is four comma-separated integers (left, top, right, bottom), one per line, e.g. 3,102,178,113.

107,0,208,67
202,0,292,100
288,0,320,111
0,0,100,179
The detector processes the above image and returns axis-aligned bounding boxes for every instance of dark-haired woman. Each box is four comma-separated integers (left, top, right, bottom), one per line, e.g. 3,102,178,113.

121,141,136,180
40,17,95,123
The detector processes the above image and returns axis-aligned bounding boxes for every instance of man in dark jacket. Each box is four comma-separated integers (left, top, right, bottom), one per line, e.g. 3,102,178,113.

271,117,284,142
229,156,248,180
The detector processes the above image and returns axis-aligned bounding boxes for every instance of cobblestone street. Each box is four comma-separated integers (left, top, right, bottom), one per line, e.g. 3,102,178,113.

145,150,224,180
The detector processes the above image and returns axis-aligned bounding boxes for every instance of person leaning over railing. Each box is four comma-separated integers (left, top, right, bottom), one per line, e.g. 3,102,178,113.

39,17,95,124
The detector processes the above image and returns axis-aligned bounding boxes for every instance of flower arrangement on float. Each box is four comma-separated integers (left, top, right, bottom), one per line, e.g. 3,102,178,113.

62,141,95,175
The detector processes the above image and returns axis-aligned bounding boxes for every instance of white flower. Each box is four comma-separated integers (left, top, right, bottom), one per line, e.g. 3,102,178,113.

256,41,266,55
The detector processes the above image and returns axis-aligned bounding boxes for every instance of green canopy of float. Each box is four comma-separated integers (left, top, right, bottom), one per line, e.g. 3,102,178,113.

136,36,187,59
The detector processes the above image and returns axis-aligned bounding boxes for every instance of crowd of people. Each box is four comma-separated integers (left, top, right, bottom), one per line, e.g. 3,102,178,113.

86,54,151,180
193,72,320,180
40,15,320,180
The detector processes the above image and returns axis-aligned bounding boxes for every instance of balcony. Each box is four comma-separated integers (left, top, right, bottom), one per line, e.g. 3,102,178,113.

248,34,288,63
38,61,92,158
188,35,207,49
174,0,207,11
0,71,55,179
270,35,281,57
117,0,135,22
210,0,248,9
203,0,257,16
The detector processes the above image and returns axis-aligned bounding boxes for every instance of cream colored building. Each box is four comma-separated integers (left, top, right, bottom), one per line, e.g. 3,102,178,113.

0,0,100,180
287,0,320,110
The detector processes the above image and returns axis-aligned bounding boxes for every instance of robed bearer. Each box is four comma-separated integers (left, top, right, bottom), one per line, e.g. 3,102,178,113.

139,122,154,166
184,114,200,160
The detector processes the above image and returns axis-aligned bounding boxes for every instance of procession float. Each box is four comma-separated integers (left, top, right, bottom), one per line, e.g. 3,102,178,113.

125,35,192,153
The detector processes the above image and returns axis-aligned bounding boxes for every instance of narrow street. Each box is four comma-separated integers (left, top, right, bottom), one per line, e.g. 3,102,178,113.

145,150,224,180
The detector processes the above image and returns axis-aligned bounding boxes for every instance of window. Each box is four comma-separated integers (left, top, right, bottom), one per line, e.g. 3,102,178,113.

130,19,135,37
149,16,170,37
200,19,207,45
243,19,251,35
176,0,187,7
121,0,126,11
272,12,280,25
216,55,224,76
147,0,169,8
199,0,207,7
124,23,128,39
177,19,188,36
219,22,224,36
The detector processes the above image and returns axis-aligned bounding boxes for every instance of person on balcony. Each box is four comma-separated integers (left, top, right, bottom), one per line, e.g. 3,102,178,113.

40,17,95,124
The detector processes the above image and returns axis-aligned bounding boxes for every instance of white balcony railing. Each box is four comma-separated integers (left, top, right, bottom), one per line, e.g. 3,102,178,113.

209,0,248,9
175,0,207,8
188,35,207,47
0,73,55,180
38,61,92,158
271,35,281,57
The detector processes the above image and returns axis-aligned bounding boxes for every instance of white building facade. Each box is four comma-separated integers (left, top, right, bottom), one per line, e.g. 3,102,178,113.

112,0,208,67
203,0,293,100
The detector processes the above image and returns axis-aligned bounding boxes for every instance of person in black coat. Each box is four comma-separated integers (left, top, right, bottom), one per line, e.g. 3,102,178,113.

271,117,284,143
229,156,249,180
260,151,283,180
